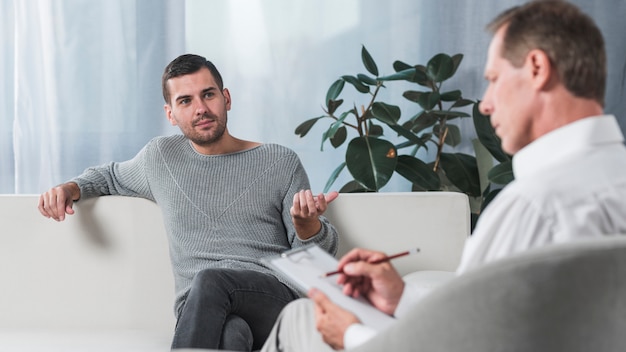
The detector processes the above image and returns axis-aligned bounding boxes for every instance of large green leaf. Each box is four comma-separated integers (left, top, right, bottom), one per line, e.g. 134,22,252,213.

357,73,378,86
342,75,370,93
295,116,323,137
488,160,514,185
473,138,494,194
417,91,440,110
450,54,463,77
430,110,470,119
371,102,401,125
402,90,422,103
330,125,347,148
368,123,384,137
434,124,461,147
327,99,343,115
392,60,412,72
413,65,431,87
395,132,431,150
440,90,461,101
481,187,502,212
394,61,429,86
346,136,398,191
388,124,427,148
395,155,441,191
451,98,475,108
338,180,371,193
326,80,344,108
472,102,510,163
426,53,454,83
321,112,349,150
409,112,438,134
378,68,416,81
324,162,346,193
361,46,379,76
439,153,481,197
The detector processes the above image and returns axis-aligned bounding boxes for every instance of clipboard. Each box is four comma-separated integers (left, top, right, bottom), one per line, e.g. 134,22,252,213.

264,244,396,331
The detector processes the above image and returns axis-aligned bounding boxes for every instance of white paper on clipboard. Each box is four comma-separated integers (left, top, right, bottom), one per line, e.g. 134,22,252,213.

264,244,396,331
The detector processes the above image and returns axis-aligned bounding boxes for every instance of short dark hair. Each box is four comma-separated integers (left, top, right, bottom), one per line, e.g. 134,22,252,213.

488,0,606,105
161,54,224,104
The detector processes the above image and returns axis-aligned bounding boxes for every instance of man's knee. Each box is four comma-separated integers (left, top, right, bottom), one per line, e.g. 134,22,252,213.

220,314,253,351
189,268,235,295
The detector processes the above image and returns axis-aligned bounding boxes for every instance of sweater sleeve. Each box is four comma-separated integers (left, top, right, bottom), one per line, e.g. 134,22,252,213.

71,141,155,201
281,153,338,255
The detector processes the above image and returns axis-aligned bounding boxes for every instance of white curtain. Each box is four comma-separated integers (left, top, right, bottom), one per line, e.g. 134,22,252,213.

1,0,184,194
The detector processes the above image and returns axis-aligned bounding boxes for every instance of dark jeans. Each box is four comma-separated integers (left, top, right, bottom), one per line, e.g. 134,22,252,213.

171,268,299,351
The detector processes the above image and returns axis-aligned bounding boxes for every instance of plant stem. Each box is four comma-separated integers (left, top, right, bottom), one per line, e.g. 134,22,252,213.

324,108,359,131
432,82,446,172
358,83,383,136
433,120,448,172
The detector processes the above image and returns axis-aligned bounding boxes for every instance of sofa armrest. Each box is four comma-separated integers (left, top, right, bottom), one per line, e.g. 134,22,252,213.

0,195,175,333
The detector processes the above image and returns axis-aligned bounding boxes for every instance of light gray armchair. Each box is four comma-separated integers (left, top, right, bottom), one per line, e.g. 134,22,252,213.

351,236,626,352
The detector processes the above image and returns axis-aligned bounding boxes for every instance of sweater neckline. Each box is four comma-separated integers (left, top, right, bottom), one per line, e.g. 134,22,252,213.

186,139,265,158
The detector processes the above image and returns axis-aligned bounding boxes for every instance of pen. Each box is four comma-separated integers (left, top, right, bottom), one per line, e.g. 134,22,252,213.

321,247,420,277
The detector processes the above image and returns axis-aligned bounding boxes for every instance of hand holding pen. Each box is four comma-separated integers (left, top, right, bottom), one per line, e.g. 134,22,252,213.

331,247,419,316
322,247,420,277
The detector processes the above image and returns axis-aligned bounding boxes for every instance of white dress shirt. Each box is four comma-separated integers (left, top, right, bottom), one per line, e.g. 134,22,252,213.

458,114,626,273
344,115,626,348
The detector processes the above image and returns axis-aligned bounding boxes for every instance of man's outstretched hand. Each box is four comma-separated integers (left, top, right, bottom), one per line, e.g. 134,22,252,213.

291,190,339,239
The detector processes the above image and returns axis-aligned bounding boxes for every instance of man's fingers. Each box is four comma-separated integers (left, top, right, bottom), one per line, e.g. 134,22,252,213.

37,187,75,221
305,190,318,215
324,191,339,204
291,192,302,213
56,193,68,221
37,195,50,218
293,190,339,218
309,288,331,309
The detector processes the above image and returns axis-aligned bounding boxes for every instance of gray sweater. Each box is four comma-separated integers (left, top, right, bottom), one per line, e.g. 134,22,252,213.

72,135,338,315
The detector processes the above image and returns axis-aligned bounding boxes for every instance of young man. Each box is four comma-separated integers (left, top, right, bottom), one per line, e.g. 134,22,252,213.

259,1,626,350
38,54,338,351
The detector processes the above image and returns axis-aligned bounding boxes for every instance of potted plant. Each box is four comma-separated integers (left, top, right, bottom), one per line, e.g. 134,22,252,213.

295,46,513,223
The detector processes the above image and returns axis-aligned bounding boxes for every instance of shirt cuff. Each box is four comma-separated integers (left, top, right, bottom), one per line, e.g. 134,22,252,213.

344,323,378,349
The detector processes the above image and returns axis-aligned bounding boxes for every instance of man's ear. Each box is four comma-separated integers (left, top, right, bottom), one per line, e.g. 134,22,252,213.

164,104,177,126
222,88,232,111
527,49,553,90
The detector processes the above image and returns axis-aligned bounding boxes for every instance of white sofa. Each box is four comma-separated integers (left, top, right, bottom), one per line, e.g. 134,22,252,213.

0,192,469,351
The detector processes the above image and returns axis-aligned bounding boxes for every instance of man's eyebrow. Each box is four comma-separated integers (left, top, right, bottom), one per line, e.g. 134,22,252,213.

174,87,217,103
175,94,191,102
202,87,218,94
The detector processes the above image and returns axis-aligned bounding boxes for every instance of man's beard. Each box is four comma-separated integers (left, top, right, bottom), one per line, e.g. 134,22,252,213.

187,115,227,146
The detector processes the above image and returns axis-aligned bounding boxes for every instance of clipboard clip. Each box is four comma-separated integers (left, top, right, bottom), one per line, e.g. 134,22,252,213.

280,245,315,263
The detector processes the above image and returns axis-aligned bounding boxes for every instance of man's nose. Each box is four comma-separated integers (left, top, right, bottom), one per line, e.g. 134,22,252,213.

195,100,209,115
479,99,492,116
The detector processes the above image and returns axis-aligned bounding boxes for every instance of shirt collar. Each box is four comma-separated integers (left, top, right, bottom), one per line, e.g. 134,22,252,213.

512,115,624,180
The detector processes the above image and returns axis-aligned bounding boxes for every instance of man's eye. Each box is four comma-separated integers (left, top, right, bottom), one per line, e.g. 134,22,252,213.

204,92,214,98
180,99,190,105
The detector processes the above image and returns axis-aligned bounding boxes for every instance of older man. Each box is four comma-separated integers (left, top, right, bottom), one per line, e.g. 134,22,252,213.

259,1,626,351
